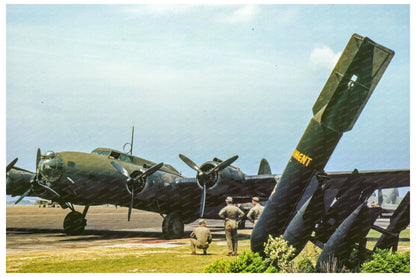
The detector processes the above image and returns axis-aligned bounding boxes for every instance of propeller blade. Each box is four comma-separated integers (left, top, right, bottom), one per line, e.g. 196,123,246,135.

128,186,134,221
111,161,161,221
200,183,207,218
15,188,32,205
12,166,36,174
6,158,18,173
179,154,201,172
211,155,239,173
111,161,131,178
36,148,41,170
141,162,164,178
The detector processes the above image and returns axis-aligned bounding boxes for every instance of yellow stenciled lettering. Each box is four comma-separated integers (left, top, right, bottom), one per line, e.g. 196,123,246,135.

292,149,313,167
292,149,300,160
300,154,308,165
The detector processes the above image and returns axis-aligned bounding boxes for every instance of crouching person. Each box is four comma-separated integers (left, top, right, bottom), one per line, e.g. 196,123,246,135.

190,219,212,255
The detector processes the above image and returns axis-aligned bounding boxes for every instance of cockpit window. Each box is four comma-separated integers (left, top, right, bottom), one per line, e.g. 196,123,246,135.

92,149,134,163
119,154,134,163
91,149,111,156
99,151,110,156
109,151,134,163
109,151,120,160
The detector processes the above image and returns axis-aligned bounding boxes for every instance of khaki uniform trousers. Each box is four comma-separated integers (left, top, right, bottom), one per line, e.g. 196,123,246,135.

225,220,238,254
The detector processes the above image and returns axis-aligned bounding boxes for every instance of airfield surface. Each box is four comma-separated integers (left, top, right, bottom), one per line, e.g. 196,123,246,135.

6,205,394,255
6,205,249,254
6,205,407,273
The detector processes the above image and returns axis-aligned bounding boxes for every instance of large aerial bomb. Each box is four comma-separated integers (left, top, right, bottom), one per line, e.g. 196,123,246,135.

251,34,395,254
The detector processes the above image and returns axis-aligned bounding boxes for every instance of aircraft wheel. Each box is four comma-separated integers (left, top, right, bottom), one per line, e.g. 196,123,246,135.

162,212,184,239
63,211,87,235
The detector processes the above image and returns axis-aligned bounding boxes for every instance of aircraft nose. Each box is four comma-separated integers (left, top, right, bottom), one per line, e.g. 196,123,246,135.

38,150,64,182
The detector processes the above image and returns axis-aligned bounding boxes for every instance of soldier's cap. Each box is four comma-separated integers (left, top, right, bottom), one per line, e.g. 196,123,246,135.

225,196,233,203
199,219,206,225
252,197,260,202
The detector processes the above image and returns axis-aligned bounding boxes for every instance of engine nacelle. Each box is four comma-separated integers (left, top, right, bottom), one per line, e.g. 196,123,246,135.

196,160,245,190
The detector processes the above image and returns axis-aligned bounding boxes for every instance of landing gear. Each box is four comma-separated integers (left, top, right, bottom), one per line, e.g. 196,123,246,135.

63,211,86,235
63,205,89,235
162,212,184,239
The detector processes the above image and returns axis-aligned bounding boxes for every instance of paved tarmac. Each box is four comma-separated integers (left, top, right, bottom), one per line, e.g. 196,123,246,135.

6,205,253,254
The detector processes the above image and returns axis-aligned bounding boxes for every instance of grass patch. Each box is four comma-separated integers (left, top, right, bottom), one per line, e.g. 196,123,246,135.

366,227,410,252
6,240,252,273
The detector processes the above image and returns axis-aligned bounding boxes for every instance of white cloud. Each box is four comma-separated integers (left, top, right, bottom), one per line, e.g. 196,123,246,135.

218,5,260,24
308,45,341,70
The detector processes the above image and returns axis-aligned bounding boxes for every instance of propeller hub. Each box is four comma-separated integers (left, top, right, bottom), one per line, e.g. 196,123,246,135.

197,163,219,189
178,154,238,218
110,161,163,221
125,177,146,195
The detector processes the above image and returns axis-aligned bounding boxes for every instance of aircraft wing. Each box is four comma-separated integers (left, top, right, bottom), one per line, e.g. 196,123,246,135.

325,169,410,189
236,174,278,201
176,174,277,203
206,174,278,204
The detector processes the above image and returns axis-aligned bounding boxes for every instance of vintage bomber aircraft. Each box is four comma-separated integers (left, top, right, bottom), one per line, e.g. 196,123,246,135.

6,147,277,238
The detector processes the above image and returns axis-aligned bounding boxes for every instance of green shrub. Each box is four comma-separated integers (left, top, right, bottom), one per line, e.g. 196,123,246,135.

203,250,277,273
264,235,296,272
204,235,295,273
296,258,315,273
203,258,228,273
361,249,410,273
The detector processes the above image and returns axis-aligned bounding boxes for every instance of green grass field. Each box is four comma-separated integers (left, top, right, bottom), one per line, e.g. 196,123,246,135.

6,240,249,273
6,228,410,273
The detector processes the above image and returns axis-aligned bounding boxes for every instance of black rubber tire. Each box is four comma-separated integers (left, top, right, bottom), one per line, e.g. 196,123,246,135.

162,212,184,239
63,211,87,235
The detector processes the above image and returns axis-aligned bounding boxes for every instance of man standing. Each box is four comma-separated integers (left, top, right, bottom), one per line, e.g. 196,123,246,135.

247,197,264,227
190,219,212,255
218,196,245,256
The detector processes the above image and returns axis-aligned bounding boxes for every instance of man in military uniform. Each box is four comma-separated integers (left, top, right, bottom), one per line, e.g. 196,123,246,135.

190,219,212,255
247,197,264,227
218,196,245,256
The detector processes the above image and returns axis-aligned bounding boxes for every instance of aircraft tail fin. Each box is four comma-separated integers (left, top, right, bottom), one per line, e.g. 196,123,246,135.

312,33,394,133
258,158,272,175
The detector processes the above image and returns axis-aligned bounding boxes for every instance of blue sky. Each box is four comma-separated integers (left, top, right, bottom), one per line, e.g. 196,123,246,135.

4,4,411,193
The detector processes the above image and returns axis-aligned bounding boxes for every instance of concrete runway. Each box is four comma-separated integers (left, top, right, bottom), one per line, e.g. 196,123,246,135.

6,205,252,254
